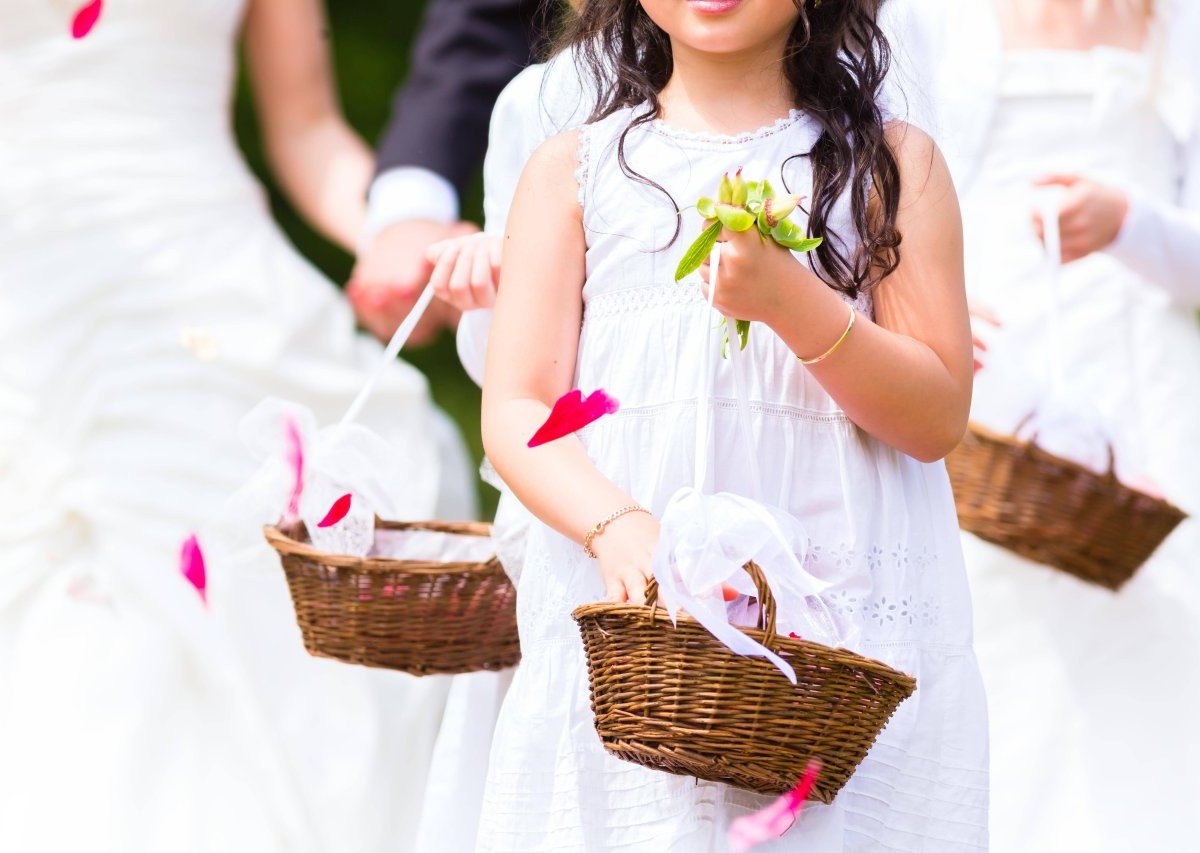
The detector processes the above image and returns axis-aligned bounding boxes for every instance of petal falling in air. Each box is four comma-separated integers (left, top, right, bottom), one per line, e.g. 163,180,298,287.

71,0,103,39
528,389,620,448
317,493,353,528
284,417,305,522
180,534,207,605
727,760,822,851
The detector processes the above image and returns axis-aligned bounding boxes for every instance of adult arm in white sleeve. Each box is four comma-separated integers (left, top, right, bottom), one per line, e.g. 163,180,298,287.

1104,132,1200,311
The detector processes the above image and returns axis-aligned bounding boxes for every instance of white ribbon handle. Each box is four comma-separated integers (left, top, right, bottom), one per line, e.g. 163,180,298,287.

1036,193,1067,396
692,246,720,492
653,243,844,682
340,283,436,427
655,547,798,684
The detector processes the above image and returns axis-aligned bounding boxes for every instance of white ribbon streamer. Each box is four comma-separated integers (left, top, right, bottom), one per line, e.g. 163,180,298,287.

341,283,436,427
651,243,844,683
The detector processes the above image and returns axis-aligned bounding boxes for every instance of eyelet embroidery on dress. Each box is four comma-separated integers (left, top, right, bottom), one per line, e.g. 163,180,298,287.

819,543,943,636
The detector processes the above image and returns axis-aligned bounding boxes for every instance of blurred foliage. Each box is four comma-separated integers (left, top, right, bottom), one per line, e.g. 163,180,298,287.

232,1,496,518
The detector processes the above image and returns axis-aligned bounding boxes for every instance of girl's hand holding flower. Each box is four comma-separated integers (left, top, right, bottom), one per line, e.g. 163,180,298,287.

698,225,820,324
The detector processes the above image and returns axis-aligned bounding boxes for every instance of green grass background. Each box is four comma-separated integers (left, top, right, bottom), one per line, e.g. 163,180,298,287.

232,2,498,518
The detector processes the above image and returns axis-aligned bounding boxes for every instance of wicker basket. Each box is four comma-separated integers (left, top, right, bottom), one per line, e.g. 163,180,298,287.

572,562,916,802
264,519,520,675
945,422,1187,591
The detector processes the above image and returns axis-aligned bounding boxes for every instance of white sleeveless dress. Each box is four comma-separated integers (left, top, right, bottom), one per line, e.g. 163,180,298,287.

477,109,989,851
0,2,474,851
960,49,1200,853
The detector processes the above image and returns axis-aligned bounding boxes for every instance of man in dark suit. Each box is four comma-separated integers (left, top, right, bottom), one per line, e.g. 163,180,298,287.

348,0,547,343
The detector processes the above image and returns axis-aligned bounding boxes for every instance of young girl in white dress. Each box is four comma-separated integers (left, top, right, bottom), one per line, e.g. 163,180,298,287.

476,0,988,848
899,1,1200,850
0,2,472,851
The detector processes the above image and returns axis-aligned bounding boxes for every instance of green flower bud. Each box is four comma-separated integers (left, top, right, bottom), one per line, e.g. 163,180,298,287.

697,196,717,220
718,173,734,205
730,168,748,207
715,203,756,232
763,194,801,227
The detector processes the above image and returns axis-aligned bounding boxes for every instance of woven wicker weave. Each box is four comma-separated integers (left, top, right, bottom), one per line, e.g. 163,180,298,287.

572,562,916,802
264,519,520,675
945,422,1187,591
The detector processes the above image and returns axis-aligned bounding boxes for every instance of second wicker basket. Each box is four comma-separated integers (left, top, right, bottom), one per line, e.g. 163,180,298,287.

264,519,520,675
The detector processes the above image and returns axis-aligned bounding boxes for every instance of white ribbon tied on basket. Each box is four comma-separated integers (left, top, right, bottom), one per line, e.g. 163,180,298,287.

974,190,1140,480
650,244,846,685
224,285,442,556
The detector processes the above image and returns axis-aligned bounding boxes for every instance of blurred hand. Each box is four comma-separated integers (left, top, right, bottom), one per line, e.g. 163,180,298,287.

592,511,660,605
968,300,1001,374
427,233,503,312
1032,175,1129,264
347,219,478,344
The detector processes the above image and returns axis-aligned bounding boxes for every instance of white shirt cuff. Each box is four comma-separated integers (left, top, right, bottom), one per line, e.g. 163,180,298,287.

361,167,461,249
1104,190,1147,266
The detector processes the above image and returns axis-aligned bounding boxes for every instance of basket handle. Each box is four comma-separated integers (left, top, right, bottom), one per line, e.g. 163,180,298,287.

645,560,779,647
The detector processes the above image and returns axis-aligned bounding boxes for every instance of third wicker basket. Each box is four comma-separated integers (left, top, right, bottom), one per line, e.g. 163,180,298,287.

945,422,1187,591
572,562,916,803
264,519,520,675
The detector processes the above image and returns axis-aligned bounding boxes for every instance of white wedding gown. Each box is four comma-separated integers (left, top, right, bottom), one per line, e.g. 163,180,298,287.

961,48,1200,853
0,2,474,851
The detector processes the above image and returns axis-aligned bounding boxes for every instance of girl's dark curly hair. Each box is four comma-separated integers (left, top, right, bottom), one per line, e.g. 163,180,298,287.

559,0,902,298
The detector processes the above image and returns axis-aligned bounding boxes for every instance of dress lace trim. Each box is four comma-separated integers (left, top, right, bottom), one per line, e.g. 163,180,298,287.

647,108,807,147
574,123,591,209
583,282,705,319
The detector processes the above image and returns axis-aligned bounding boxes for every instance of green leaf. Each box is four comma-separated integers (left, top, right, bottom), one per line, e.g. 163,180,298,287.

778,236,824,253
716,204,755,232
674,221,723,281
735,319,751,350
697,196,717,220
771,218,803,244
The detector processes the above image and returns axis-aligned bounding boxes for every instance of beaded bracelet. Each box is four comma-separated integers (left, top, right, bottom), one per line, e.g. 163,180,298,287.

583,505,651,559
798,306,856,366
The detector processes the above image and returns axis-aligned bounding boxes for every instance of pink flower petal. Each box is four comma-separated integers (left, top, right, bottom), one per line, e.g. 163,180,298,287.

71,0,103,39
284,417,304,522
180,534,207,605
727,760,822,851
317,493,353,528
528,389,619,448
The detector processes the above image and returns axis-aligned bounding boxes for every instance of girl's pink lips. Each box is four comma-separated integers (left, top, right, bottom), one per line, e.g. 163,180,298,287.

687,0,744,14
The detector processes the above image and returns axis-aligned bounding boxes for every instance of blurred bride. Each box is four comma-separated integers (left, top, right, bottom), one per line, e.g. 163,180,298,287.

0,1,474,851
893,0,1200,850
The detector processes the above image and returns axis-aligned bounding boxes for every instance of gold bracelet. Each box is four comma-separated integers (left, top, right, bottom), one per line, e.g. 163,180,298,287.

798,306,856,366
583,505,650,559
